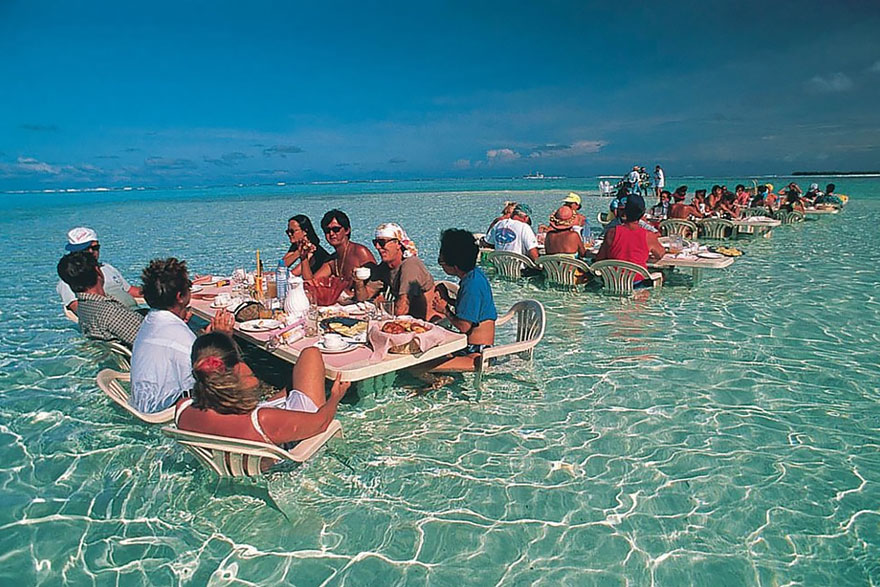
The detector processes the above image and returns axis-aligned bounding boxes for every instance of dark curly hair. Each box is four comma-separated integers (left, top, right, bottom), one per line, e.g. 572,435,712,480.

320,209,351,232
57,251,100,293
141,257,189,310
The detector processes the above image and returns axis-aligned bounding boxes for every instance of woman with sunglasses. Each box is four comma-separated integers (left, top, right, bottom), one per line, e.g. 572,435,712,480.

353,223,435,320
282,215,331,277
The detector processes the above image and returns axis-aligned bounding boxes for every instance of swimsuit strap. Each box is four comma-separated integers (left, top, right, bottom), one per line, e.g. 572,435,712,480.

250,407,273,444
174,398,194,427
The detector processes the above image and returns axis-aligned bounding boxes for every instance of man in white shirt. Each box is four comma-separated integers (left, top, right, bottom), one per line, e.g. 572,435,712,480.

57,227,142,315
627,165,640,187
484,204,540,262
130,257,233,414
654,165,665,198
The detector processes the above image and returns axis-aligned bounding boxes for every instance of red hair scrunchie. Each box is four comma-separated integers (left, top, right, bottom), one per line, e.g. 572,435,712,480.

194,355,226,375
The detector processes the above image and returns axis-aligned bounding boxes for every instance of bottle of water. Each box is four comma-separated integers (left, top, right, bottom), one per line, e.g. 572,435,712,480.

276,260,288,302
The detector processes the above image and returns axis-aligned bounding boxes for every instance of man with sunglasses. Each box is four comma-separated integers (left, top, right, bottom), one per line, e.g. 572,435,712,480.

303,210,375,289
56,227,141,315
353,223,435,320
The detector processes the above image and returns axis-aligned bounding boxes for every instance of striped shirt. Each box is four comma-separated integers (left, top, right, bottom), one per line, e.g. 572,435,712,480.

75,292,143,347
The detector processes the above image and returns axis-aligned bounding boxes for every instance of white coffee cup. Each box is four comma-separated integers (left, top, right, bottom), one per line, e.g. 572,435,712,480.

354,267,371,281
322,333,345,349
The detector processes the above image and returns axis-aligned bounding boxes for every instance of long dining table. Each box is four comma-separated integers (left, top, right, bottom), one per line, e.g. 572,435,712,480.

189,283,467,384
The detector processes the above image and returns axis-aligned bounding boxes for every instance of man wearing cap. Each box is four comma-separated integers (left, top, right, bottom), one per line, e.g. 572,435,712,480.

57,227,141,315
57,251,144,346
354,223,435,320
594,194,666,284
669,186,703,221
483,204,540,262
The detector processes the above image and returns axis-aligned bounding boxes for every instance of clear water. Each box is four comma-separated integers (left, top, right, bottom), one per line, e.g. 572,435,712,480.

1,178,878,584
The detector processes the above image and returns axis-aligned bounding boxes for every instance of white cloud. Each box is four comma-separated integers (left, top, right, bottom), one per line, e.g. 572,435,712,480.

16,157,61,174
486,148,521,163
452,158,471,169
806,73,853,93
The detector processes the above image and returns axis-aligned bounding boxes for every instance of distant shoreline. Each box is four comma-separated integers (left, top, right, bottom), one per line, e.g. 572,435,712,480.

793,171,880,177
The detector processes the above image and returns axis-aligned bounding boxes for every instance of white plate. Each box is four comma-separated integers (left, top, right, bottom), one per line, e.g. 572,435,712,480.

210,299,235,309
697,252,724,259
314,340,357,353
239,319,284,332
190,284,204,293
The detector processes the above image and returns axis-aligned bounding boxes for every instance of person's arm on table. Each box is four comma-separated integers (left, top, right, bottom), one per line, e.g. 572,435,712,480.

258,374,350,443
646,231,666,261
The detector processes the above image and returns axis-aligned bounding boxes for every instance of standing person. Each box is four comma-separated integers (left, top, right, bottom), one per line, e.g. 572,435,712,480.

57,251,143,346
56,227,141,315
653,165,665,198
303,209,376,285
283,214,331,277
639,167,650,197
627,165,640,187
130,258,234,414
430,228,497,371
483,204,540,262
594,194,666,285
354,223,435,320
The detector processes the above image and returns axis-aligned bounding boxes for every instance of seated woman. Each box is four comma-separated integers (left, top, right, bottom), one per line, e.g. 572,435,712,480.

543,206,587,258
175,332,348,446
779,190,805,214
353,223,436,320
283,214,331,277
716,192,741,219
594,194,666,285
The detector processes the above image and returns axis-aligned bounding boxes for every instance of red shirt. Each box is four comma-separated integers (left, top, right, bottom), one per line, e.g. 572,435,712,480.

608,223,649,270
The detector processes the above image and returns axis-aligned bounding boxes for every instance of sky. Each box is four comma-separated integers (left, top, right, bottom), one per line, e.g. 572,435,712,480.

1,0,879,190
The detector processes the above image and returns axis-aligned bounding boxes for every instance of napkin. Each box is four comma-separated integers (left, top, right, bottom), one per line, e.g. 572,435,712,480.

368,319,449,359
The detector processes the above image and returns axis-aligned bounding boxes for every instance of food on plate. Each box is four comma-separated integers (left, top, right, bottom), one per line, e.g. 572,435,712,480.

325,319,367,338
714,246,743,257
381,320,432,334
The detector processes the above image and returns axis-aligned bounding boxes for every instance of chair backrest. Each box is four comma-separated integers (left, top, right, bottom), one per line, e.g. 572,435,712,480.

482,300,545,362
589,260,653,295
658,219,697,237
485,250,536,279
697,218,734,239
161,420,342,477
536,254,590,286
63,307,79,324
597,211,613,226
781,210,804,224
96,369,175,423
106,341,132,371
741,207,768,218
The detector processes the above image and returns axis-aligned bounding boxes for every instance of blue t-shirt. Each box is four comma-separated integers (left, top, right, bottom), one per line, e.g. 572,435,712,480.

456,267,497,325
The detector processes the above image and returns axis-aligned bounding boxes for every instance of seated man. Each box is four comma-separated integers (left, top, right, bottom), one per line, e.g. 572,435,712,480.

650,190,671,219
669,188,703,220
815,183,843,207
302,209,375,287
57,226,141,315
594,194,666,285
57,251,143,346
483,204,540,262
353,223,435,320
131,258,233,414
431,228,497,372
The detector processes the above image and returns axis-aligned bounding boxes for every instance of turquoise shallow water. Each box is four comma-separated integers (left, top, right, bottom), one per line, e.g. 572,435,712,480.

1,178,879,584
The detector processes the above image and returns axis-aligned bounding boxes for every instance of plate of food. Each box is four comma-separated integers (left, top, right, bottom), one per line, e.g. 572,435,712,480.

697,251,724,259
321,317,368,338
239,319,284,332
380,319,433,334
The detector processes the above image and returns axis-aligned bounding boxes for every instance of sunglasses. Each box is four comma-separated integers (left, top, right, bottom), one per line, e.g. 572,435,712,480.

324,225,345,234
285,228,301,236
373,238,398,248
87,244,101,252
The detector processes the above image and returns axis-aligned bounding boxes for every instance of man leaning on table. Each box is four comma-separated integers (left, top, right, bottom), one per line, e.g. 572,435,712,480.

57,227,141,315
130,258,234,414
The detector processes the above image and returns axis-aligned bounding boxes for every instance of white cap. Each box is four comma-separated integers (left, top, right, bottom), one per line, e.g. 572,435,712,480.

65,227,98,251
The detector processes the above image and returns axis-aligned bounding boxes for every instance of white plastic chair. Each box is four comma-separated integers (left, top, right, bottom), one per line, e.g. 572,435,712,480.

485,250,539,279
658,219,698,238
474,300,545,399
590,260,663,295
161,420,343,477
537,254,591,287
96,369,176,424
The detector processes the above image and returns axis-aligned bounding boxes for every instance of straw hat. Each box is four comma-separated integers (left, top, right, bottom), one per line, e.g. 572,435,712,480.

549,206,575,230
